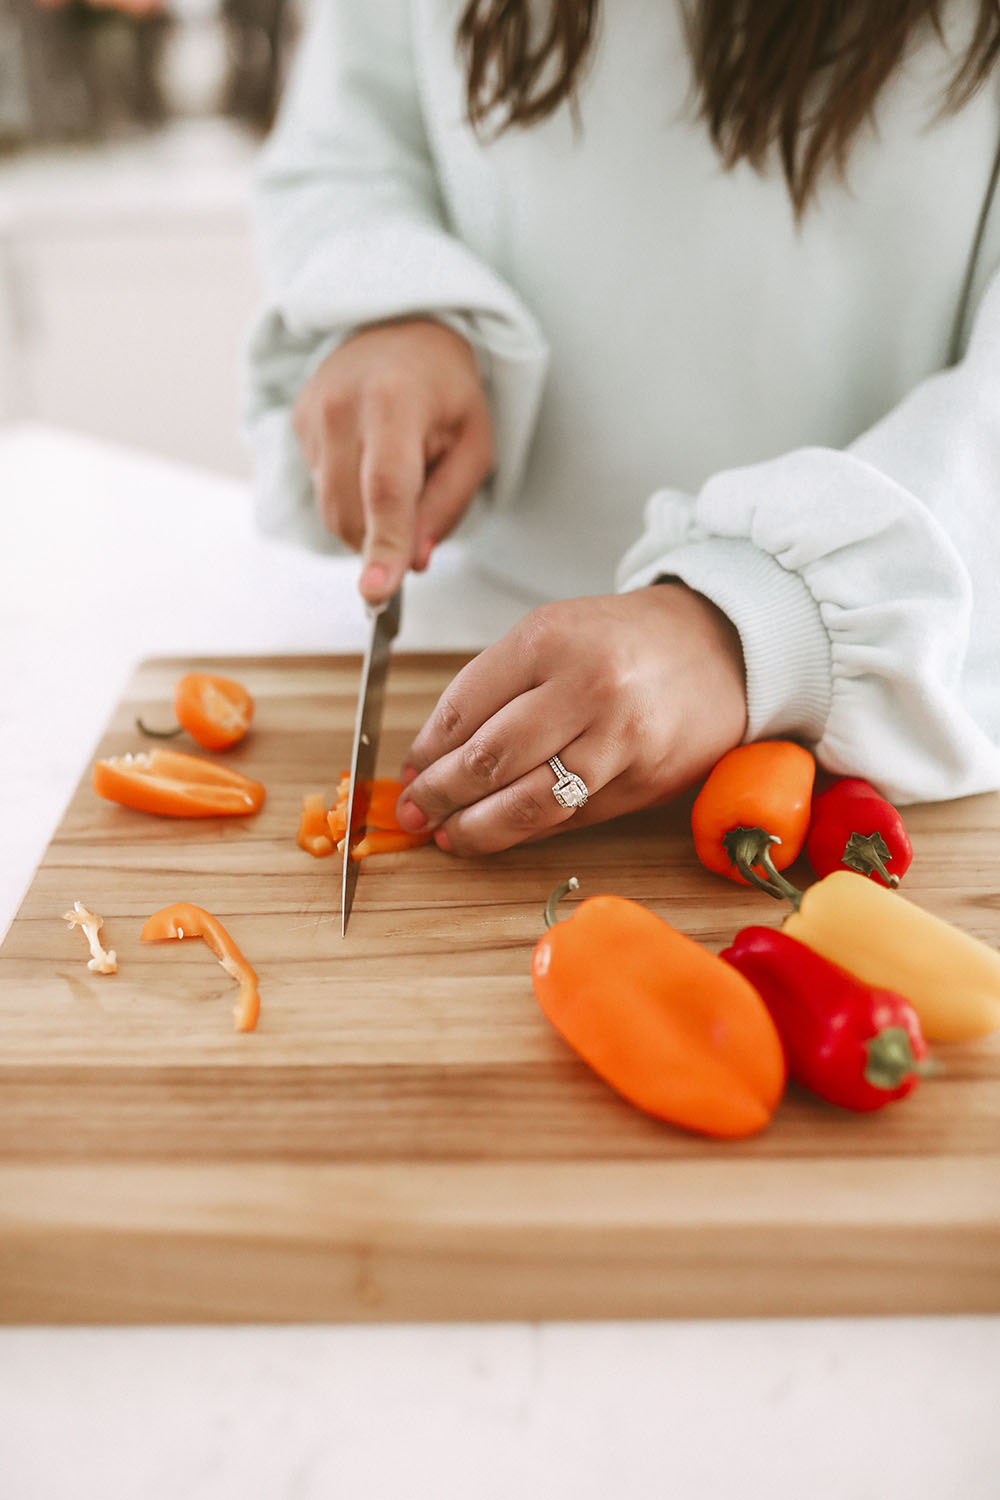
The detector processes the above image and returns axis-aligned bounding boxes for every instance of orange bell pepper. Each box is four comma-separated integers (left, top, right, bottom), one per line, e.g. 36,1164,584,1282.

137,672,254,752
531,879,786,1138
140,902,259,1032
93,748,265,818
691,740,815,887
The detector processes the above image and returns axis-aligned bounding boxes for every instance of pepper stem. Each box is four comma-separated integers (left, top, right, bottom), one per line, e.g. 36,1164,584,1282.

135,717,183,740
864,1026,940,1091
841,831,899,888
721,828,804,908
544,876,580,929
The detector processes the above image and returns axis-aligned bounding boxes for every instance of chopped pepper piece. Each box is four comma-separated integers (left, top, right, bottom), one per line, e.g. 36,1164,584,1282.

63,900,117,974
137,673,255,751
691,740,816,887
93,748,265,818
297,774,431,860
140,902,259,1032
531,878,786,1138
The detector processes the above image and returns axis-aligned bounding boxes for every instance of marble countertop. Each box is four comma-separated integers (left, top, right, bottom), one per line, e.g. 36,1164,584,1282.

1,423,997,1500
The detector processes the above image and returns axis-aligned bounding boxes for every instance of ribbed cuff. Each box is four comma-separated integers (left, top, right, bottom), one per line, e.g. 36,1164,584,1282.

627,537,833,744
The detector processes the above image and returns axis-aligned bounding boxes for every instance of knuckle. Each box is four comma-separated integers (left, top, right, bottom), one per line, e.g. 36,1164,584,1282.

461,735,503,790
432,692,465,744
319,389,354,428
500,780,550,831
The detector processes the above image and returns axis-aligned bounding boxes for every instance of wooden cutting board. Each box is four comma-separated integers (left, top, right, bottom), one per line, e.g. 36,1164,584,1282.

1,654,999,1323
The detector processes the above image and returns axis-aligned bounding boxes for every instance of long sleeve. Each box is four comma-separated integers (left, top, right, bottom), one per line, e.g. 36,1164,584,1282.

244,0,548,553
617,269,1000,806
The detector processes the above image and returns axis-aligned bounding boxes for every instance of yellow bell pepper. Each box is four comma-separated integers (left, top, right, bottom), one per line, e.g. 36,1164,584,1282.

782,869,1000,1043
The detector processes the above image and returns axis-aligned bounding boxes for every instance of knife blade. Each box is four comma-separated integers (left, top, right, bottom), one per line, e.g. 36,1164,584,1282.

341,585,403,936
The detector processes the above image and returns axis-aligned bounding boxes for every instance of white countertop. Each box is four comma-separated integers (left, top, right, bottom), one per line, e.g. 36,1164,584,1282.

1,423,998,1499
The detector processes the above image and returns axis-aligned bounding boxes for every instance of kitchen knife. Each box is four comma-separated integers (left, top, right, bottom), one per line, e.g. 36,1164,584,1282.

341,585,403,936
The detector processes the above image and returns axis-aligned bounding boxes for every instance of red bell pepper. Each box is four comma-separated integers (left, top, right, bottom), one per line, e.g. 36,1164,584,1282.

719,925,934,1112
806,777,912,887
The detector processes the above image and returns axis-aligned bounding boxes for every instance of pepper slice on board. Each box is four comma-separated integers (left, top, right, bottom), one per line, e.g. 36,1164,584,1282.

691,740,816,887
720,925,934,1111
93,748,265,818
530,878,786,1138
140,902,259,1032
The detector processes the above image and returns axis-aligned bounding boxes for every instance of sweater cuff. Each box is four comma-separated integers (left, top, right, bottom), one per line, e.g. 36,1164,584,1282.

628,537,834,744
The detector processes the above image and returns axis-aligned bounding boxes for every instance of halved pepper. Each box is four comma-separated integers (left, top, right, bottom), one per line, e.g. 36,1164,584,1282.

531,878,786,1138
93,748,265,818
138,672,255,752
691,740,816,887
140,902,259,1032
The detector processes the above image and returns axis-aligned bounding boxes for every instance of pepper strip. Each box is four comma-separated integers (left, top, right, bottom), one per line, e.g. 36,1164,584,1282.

93,748,265,818
140,902,260,1032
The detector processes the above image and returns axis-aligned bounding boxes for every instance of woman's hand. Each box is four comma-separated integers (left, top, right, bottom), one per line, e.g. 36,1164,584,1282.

395,584,749,854
292,318,494,603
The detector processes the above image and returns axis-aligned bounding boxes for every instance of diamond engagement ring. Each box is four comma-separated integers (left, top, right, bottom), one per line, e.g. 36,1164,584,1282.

547,755,589,810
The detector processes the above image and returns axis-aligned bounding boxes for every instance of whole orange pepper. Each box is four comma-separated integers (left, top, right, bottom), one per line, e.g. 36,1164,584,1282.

691,740,815,887
531,879,786,1138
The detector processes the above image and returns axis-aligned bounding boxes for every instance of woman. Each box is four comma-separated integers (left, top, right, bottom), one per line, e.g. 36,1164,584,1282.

246,0,1000,855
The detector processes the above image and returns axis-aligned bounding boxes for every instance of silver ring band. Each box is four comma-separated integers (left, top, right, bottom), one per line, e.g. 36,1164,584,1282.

548,754,589,810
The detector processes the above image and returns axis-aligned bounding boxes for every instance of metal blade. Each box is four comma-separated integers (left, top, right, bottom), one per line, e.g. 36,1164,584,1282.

340,586,403,936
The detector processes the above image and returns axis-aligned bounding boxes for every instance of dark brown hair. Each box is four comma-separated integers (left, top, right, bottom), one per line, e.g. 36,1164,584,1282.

456,0,1000,212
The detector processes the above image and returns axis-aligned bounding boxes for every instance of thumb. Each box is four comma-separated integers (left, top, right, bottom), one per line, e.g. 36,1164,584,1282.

358,407,425,604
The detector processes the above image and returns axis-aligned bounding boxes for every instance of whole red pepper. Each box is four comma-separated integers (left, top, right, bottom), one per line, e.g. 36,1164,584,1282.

719,925,933,1112
806,777,912,887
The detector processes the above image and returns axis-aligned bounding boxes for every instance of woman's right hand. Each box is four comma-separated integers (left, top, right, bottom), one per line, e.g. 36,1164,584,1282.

292,318,494,604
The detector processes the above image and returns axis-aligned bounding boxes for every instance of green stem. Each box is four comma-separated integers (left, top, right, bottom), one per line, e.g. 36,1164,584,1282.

135,717,183,740
864,1026,940,1091
544,875,580,928
841,831,899,888
721,827,804,908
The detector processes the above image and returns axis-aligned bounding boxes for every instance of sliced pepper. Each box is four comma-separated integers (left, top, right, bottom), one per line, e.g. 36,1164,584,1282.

343,828,433,861
806,776,913,887
93,748,265,818
138,673,254,752
691,740,816,887
531,878,786,1138
720,925,934,1111
140,902,259,1032
322,774,431,860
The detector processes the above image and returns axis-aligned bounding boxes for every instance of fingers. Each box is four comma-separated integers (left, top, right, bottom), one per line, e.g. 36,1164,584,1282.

434,731,613,855
396,683,584,835
412,412,494,568
357,391,427,603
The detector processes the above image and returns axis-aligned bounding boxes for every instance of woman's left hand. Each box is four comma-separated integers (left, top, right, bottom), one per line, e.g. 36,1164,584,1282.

395,584,749,854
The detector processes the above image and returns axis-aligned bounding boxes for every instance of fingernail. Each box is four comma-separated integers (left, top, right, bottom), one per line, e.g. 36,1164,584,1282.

434,827,452,852
400,765,418,788
360,562,390,598
417,537,434,571
395,798,429,832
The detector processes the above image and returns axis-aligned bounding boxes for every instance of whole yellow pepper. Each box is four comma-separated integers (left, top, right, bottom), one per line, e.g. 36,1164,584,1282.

782,869,1000,1043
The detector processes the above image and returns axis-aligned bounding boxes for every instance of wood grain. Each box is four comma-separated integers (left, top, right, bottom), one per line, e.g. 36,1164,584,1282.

1,653,999,1322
